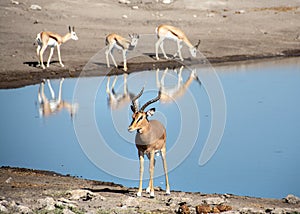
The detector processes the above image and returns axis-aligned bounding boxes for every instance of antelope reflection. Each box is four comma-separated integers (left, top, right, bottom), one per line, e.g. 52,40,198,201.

106,73,135,110
156,66,201,103
38,78,78,117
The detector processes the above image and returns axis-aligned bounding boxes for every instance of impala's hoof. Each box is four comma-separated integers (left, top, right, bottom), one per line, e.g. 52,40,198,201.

150,192,155,198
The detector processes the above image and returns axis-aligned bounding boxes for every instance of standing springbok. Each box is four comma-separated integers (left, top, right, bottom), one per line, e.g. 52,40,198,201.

36,26,78,69
156,66,201,103
155,24,201,61
105,33,139,71
38,78,77,117
128,88,170,198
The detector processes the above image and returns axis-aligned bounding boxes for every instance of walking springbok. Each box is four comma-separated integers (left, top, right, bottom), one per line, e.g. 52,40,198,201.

36,26,78,69
128,88,170,198
106,73,135,110
155,24,201,61
38,78,77,117
105,33,139,71
156,66,201,103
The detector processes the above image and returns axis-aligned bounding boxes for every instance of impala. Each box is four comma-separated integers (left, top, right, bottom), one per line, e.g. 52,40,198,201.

36,26,78,69
128,88,170,198
155,24,201,61
105,33,139,71
156,66,201,103
38,78,77,117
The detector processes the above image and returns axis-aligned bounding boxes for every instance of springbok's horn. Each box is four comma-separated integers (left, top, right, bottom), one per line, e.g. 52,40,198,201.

194,40,201,49
131,87,144,112
140,91,161,112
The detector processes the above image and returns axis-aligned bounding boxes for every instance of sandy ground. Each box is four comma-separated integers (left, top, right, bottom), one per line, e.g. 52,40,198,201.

0,0,300,88
1,167,300,213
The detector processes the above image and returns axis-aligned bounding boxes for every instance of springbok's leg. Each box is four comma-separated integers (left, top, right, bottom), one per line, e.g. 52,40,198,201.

47,47,54,68
176,40,183,61
57,78,64,104
39,45,47,69
137,151,144,197
107,46,118,68
155,37,168,60
159,40,169,60
106,76,111,93
36,45,41,67
161,147,170,195
57,45,64,67
47,79,55,100
123,73,128,95
122,50,127,71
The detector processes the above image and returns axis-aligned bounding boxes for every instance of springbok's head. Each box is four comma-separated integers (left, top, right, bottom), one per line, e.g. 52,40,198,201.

128,88,161,133
69,26,79,41
189,39,201,57
129,33,140,47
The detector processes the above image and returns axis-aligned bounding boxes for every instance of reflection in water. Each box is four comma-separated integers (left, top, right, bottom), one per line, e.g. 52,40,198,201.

156,66,201,103
38,78,78,117
106,73,135,110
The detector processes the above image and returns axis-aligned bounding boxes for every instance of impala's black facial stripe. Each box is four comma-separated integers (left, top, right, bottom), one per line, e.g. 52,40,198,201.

137,115,143,123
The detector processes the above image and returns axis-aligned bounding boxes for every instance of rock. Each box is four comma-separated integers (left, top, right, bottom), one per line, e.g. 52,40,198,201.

119,0,130,4
238,207,264,214
67,189,95,201
0,204,8,213
216,204,232,212
37,197,56,211
5,177,12,183
62,208,75,214
17,205,32,213
30,4,42,10
177,202,190,214
132,5,139,10
11,0,19,5
121,196,139,208
235,10,246,14
162,0,173,4
202,197,226,205
284,194,300,204
122,14,128,19
196,204,211,214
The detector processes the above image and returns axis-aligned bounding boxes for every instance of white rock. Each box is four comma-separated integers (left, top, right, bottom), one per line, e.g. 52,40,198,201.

0,204,8,213
30,4,42,10
37,197,56,210
122,14,128,19
122,196,139,208
162,0,173,4
17,205,32,213
11,0,19,5
132,5,139,10
67,189,95,201
284,194,300,204
5,177,12,183
119,0,131,4
202,197,226,205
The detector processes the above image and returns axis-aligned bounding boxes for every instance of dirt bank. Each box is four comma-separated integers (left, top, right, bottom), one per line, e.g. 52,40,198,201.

0,0,300,89
1,167,300,213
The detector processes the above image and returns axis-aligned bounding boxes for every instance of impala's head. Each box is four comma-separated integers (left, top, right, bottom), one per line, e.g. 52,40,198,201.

128,88,161,133
129,33,140,47
190,39,201,57
69,26,78,41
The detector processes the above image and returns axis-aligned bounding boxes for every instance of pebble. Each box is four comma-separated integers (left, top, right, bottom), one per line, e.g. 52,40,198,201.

132,5,139,10
67,189,95,201
0,204,8,213
30,4,42,11
122,14,128,19
119,0,130,4
284,194,300,204
202,197,226,205
11,0,19,5
162,0,173,4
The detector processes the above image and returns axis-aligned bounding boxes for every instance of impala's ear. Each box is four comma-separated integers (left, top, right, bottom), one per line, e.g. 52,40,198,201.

147,108,155,117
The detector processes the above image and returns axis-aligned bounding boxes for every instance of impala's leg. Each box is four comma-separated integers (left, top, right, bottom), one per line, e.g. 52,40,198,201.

57,45,64,67
36,45,41,67
39,45,47,69
147,151,155,198
137,151,144,197
161,147,170,195
47,47,54,68
122,50,127,71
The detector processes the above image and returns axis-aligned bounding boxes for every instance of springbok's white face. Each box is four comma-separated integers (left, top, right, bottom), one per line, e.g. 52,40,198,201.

69,26,78,41
129,34,139,47
190,47,197,57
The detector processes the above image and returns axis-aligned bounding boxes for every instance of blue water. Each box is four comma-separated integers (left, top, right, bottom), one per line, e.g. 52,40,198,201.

0,58,299,199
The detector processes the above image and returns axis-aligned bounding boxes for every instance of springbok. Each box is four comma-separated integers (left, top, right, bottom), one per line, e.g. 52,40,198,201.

105,33,139,71
156,66,201,103
128,88,170,198
155,24,201,61
36,26,78,69
106,73,135,110
38,78,77,117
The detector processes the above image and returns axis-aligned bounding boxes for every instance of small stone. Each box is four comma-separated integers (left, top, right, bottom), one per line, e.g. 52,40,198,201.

162,0,173,4
284,194,300,204
5,177,12,183
202,197,226,205
119,0,130,4
207,12,215,17
122,196,139,208
193,14,197,18
17,205,32,213
216,204,232,212
30,4,42,10
11,0,19,5
122,14,128,19
196,204,212,214
235,10,246,14
132,5,138,10
67,189,95,201
0,204,8,213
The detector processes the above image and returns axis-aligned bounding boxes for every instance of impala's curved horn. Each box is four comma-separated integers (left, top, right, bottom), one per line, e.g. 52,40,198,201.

140,91,161,112
131,87,144,112
194,40,201,49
